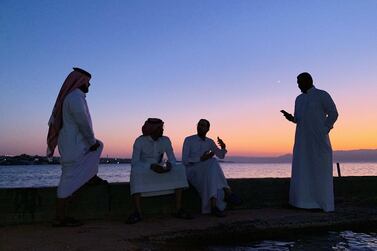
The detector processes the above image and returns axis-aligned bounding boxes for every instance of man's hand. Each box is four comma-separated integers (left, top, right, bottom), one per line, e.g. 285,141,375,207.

200,150,215,161
150,163,171,173
150,164,165,173
280,110,295,123
217,137,226,149
89,140,100,151
166,161,172,170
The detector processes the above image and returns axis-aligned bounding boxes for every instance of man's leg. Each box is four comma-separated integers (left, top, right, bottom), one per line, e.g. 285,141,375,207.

223,187,232,197
56,198,67,221
210,196,226,217
223,186,242,206
54,197,82,226
126,193,143,224
174,188,193,219
175,188,183,210
132,193,142,215
210,197,217,208
86,175,108,185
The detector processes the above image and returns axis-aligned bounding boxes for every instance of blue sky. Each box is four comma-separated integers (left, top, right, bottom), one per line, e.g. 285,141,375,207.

1,0,377,157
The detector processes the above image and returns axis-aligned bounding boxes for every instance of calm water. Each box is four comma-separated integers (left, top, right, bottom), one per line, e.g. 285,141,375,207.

210,230,377,250
1,162,377,188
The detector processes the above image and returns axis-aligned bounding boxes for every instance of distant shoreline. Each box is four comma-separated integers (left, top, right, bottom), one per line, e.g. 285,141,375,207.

2,150,377,165
0,154,131,166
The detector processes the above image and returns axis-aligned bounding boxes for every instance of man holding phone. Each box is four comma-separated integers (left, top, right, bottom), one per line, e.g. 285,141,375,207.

182,119,242,217
281,72,338,212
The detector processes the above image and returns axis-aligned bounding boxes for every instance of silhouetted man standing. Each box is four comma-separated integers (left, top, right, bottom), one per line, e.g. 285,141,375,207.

281,72,338,212
47,67,105,226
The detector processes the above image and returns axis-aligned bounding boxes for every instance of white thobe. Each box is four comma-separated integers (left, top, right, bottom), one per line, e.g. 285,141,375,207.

57,89,102,198
182,135,229,213
130,135,188,197
290,87,338,212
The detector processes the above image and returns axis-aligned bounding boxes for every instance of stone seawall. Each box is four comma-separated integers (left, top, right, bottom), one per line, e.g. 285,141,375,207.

1,177,377,225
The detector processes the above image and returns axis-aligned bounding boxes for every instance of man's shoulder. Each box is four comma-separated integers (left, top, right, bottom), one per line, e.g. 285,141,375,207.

65,89,84,102
134,135,146,144
295,94,304,101
160,136,171,142
205,137,215,143
184,135,197,141
186,134,198,139
314,88,333,99
318,89,330,95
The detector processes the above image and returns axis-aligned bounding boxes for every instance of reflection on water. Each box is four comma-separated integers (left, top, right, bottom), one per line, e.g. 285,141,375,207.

1,162,377,188
209,230,377,251
334,231,377,250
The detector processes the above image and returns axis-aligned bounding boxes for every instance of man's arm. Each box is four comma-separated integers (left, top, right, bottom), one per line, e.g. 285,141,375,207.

280,110,295,123
323,92,338,133
164,137,177,165
182,138,200,165
131,139,142,167
210,138,227,159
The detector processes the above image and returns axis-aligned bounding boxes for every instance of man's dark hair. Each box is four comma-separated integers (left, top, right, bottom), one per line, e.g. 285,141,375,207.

297,72,313,85
199,119,210,128
73,67,92,78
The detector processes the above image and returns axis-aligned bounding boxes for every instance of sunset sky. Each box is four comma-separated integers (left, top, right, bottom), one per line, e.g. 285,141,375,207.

1,0,377,158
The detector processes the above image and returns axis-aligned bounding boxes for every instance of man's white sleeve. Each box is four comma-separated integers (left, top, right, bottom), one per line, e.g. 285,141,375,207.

182,138,200,165
68,95,96,146
323,92,338,131
210,139,227,159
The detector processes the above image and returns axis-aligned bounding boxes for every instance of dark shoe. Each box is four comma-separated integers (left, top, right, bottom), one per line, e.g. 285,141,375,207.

225,193,242,206
126,212,142,224
52,217,83,227
211,207,226,217
173,208,193,220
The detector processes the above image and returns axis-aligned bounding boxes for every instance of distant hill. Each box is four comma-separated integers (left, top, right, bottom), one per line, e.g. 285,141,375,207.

227,149,377,163
332,149,377,163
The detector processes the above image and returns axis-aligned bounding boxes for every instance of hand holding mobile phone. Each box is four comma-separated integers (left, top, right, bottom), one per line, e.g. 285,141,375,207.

280,110,294,122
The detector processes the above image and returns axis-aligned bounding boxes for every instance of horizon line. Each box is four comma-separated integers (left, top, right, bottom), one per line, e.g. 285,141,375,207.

2,148,377,158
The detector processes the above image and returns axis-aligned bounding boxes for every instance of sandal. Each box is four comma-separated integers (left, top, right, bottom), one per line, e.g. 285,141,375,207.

126,212,142,224
52,217,83,227
173,208,193,220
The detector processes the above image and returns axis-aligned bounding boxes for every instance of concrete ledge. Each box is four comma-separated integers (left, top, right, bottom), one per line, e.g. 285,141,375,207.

3,207,377,250
1,177,377,225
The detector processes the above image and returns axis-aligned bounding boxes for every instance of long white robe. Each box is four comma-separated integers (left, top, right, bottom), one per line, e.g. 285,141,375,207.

182,135,229,214
130,135,188,197
290,87,338,212
57,89,102,198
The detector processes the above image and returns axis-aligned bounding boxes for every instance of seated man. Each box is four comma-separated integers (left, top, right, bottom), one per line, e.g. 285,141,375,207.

182,119,242,217
127,118,191,224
